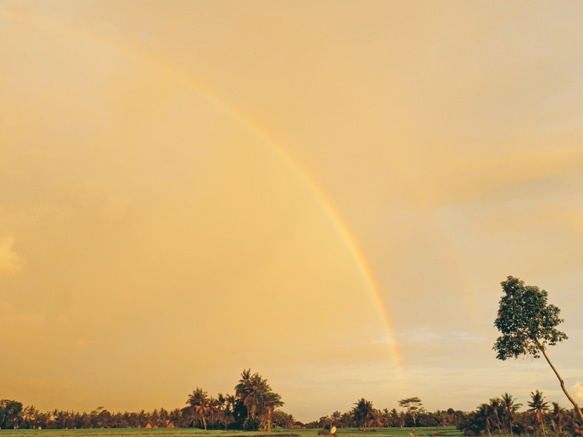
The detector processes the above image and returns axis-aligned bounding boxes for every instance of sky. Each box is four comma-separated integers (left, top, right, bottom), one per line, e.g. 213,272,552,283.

2,0,583,423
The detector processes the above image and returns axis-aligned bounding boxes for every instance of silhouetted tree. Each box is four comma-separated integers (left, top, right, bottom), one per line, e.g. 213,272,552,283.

399,397,424,427
493,276,583,425
500,392,522,437
0,400,23,429
529,390,549,437
186,387,211,429
352,398,377,429
234,369,283,431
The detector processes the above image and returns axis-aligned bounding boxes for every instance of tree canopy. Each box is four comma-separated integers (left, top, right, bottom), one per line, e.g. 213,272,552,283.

493,276,567,360
352,398,377,429
399,397,424,427
493,276,582,425
234,368,283,431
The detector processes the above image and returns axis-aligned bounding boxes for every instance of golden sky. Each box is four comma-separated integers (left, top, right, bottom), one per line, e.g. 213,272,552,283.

2,0,583,421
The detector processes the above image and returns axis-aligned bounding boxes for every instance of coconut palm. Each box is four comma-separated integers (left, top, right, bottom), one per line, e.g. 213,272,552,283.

476,403,495,437
529,390,549,437
186,387,211,430
487,398,505,435
234,368,283,431
261,390,284,432
352,398,376,429
500,392,522,437
549,402,566,437
331,410,343,427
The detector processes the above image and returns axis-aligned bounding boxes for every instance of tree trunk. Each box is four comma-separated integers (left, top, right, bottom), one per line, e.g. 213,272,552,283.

539,412,548,437
537,340,583,425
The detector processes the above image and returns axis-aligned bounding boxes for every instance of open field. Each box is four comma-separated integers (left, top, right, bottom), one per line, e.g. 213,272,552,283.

0,427,464,437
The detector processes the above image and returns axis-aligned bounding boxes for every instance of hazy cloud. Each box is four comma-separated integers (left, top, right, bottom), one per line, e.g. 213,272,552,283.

0,234,23,277
572,382,583,401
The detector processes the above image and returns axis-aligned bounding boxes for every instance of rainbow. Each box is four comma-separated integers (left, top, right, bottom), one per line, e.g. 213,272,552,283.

2,5,404,378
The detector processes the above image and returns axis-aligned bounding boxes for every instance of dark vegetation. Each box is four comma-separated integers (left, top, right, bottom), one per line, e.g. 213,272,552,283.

1,277,581,436
3,390,581,435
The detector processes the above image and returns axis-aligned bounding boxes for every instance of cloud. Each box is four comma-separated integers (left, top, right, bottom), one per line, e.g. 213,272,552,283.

571,381,583,400
0,234,23,278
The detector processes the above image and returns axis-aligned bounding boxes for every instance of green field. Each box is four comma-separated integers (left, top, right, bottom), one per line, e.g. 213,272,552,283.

0,427,463,437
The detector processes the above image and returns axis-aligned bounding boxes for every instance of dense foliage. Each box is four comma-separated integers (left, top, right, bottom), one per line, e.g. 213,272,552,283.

493,276,567,360
493,276,583,425
0,369,290,431
457,391,582,437
3,389,583,436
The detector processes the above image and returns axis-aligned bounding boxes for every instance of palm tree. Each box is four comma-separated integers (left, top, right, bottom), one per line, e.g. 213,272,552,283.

488,398,505,435
500,393,522,437
22,405,40,429
549,402,565,437
352,398,376,429
235,369,263,428
475,403,494,437
186,387,211,430
331,410,343,427
529,390,549,437
261,390,284,432
234,368,283,431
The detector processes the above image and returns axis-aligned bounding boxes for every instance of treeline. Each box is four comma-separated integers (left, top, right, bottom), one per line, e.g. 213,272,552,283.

306,397,464,429
3,380,583,435
0,369,295,431
306,392,582,437
457,391,582,437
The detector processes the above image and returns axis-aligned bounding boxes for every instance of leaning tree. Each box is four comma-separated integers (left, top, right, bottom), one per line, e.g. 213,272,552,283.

493,276,583,424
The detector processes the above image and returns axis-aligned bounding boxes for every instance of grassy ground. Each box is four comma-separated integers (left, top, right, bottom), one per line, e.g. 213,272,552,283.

0,427,463,437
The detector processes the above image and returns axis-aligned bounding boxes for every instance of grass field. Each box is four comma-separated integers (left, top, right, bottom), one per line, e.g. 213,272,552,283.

0,427,463,437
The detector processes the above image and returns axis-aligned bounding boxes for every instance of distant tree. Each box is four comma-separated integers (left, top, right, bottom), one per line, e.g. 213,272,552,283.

330,410,342,427
549,402,566,437
528,390,549,437
186,387,211,429
493,276,583,425
352,398,376,429
0,400,23,429
234,369,283,431
487,398,505,435
458,404,492,437
399,397,424,427
215,393,235,429
500,393,522,437
169,408,182,428
260,391,284,432
271,410,296,429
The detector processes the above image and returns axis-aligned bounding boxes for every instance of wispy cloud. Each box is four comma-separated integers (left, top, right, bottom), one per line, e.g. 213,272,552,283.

0,234,23,278
571,382,583,401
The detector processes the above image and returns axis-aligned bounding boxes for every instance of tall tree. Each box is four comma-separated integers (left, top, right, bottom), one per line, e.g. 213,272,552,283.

0,400,23,429
550,402,566,437
398,397,424,427
493,276,583,424
528,390,549,437
186,387,210,430
352,398,376,429
500,392,522,437
234,369,283,431
261,391,284,432
487,398,505,435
